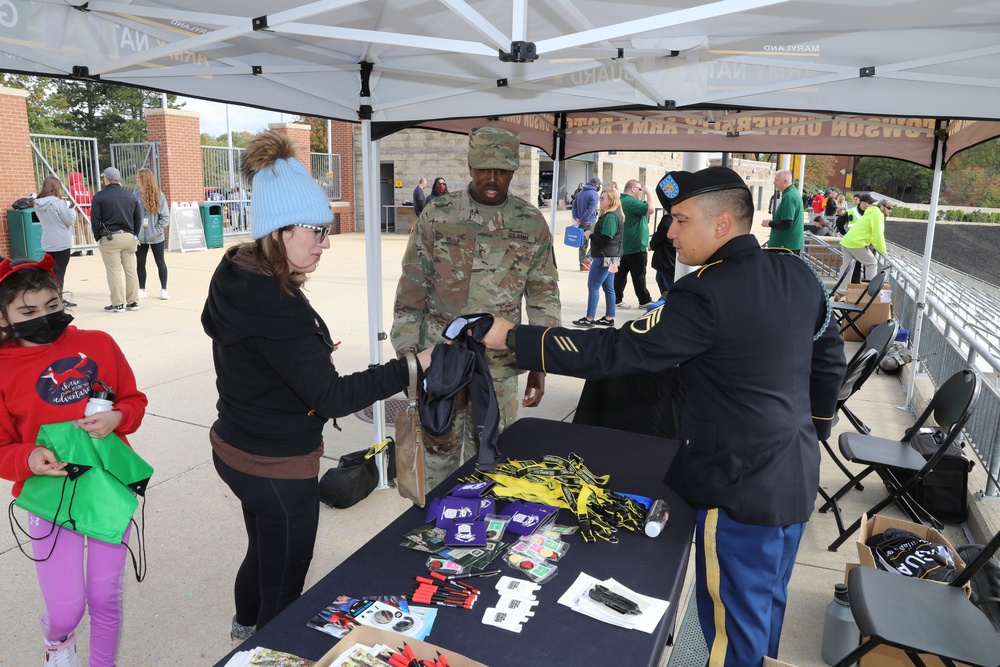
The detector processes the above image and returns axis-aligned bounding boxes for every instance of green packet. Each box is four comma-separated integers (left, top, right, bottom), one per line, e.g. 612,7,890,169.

435,538,505,569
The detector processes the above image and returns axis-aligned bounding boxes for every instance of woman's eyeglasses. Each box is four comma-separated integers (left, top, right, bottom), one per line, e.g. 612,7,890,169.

294,223,332,242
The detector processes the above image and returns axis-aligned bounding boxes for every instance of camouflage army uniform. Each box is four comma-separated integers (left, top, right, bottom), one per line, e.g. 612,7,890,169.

391,184,561,490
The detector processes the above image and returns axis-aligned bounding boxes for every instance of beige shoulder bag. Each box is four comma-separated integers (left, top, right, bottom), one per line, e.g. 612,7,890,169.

394,351,426,507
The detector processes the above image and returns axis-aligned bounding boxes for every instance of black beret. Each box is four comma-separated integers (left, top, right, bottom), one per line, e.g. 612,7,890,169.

655,166,749,209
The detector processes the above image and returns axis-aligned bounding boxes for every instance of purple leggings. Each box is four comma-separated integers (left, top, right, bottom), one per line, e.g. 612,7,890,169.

29,514,130,667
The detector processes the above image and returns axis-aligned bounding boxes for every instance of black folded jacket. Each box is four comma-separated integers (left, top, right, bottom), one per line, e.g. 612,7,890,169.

419,313,501,470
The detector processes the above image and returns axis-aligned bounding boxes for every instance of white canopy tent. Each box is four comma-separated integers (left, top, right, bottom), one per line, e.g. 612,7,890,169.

5,0,1000,452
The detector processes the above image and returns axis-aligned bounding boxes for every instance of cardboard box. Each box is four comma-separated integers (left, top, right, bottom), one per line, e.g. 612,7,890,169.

860,647,973,667
314,626,488,667
840,284,893,342
855,512,966,577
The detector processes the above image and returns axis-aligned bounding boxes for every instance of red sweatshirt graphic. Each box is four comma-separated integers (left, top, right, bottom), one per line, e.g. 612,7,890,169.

0,326,147,497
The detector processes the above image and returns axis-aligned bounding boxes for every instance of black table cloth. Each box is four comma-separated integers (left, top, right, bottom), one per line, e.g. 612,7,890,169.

213,418,695,667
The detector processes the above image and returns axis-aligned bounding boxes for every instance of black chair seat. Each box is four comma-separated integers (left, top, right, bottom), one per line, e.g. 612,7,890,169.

831,301,864,314
839,431,928,470
843,566,1000,667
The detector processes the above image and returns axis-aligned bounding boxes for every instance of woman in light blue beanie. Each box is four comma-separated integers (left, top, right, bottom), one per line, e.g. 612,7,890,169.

246,133,334,242
201,130,435,643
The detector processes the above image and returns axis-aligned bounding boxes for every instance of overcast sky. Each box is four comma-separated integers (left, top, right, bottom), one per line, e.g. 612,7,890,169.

178,97,292,137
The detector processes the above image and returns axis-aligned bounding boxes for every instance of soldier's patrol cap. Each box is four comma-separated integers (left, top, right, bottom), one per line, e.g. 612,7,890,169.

655,166,749,210
468,125,520,171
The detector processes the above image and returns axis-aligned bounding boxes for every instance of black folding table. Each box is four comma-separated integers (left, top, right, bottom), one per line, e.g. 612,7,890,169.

213,418,695,667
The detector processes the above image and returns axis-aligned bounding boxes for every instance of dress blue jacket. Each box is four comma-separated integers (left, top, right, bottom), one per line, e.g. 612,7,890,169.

512,234,846,526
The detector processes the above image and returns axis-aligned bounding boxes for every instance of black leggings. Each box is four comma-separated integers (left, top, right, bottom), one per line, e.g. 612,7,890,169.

212,451,319,629
48,248,71,290
136,241,168,289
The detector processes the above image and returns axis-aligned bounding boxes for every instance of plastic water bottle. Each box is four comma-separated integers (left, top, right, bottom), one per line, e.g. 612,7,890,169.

643,499,670,537
84,380,116,417
821,583,859,666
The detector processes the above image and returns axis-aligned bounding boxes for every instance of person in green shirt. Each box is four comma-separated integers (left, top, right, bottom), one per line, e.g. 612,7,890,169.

572,189,624,327
761,169,804,254
614,180,655,309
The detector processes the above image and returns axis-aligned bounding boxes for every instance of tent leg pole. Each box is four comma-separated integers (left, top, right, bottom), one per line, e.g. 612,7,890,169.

549,131,562,238
361,120,390,490
905,126,945,409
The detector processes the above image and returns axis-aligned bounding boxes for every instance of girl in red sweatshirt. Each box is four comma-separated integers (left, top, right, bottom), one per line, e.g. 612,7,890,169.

0,255,147,667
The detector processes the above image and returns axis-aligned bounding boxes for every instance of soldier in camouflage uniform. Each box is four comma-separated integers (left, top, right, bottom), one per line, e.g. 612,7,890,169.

391,125,561,490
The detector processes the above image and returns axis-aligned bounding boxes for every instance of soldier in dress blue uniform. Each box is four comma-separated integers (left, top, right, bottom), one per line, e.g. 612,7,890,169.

482,166,847,667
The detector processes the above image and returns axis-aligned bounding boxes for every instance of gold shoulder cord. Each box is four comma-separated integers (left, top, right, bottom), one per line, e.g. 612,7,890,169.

539,327,552,374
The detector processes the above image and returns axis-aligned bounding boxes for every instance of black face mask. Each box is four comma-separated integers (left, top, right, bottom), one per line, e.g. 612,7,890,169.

11,310,74,344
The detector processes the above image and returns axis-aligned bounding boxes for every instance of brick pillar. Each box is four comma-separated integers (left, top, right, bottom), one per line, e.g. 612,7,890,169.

0,87,38,258
144,107,203,204
268,123,313,175
329,120,356,233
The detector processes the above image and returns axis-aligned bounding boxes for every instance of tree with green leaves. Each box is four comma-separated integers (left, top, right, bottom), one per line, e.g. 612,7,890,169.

200,131,256,148
294,115,334,153
942,138,1000,206
1,74,72,135
1,75,182,166
853,157,932,201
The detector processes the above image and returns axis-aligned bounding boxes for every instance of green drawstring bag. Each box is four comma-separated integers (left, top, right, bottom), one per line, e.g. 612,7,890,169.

12,421,153,545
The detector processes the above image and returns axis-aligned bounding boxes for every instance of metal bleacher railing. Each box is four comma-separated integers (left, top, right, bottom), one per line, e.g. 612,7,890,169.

803,235,1000,498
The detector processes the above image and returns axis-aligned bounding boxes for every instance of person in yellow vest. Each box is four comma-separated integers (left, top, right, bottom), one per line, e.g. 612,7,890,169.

834,194,888,296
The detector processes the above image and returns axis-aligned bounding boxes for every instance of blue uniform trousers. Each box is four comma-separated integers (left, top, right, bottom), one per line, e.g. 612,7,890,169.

694,508,805,667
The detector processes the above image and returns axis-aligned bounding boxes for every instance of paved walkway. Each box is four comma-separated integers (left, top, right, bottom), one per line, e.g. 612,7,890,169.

0,211,985,666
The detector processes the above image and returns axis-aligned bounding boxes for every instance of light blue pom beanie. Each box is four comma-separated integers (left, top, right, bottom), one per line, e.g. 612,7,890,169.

243,131,332,240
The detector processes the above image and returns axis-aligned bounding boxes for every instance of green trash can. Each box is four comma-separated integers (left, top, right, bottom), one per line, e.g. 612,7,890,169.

199,203,224,249
7,208,45,260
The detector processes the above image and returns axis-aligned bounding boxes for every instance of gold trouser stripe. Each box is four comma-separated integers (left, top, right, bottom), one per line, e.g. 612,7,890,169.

705,508,729,667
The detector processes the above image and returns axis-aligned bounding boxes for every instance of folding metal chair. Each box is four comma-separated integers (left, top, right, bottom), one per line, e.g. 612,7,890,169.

817,348,878,535
838,318,900,436
818,320,901,532
834,527,1000,667
832,270,888,339
825,369,981,552
827,258,855,298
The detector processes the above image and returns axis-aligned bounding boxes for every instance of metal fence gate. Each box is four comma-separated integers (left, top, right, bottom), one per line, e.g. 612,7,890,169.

311,152,342,200
29,134,101,249
202,145,251,235
110,141,161,191
201,146,345,237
